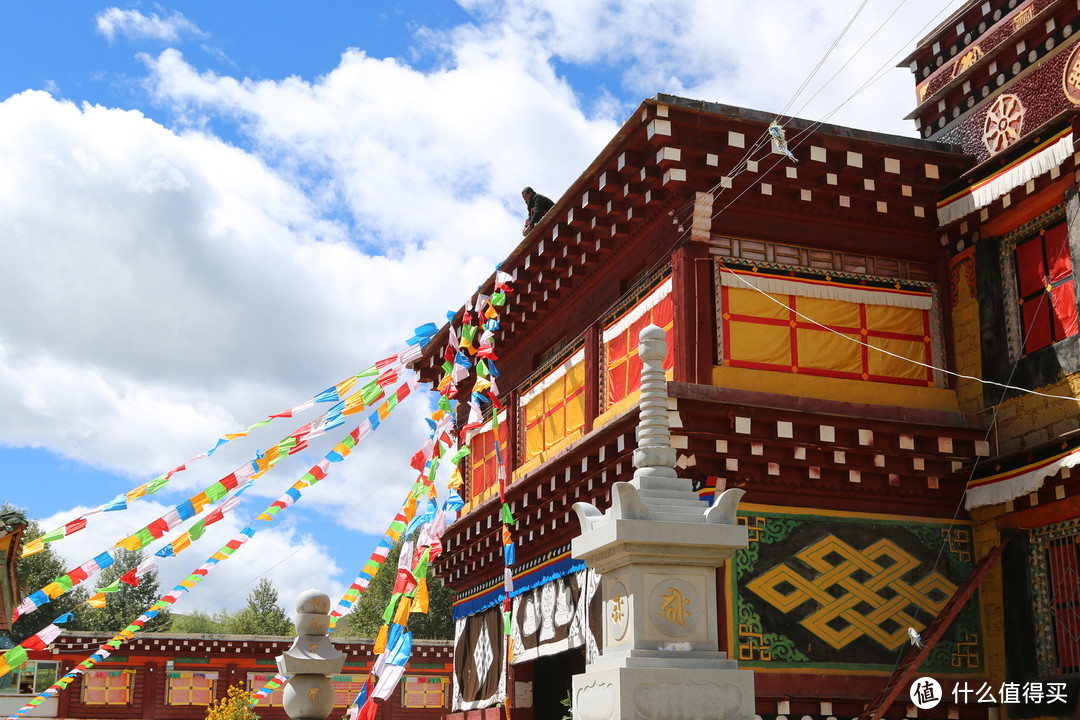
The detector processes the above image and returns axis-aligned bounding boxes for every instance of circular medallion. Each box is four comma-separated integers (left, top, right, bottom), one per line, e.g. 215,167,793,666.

648,577,701,638
982,94,1024,155
1063,41,1080,105
608,581,629,641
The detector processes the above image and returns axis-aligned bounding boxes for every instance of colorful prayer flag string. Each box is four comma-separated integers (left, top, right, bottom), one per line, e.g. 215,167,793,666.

348,271,515,719
2,377,420,712
249,673,287,706
21,328,436,559
12,328,437,620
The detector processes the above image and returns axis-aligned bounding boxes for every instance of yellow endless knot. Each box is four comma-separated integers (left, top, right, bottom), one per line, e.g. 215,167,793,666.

746,536,957,650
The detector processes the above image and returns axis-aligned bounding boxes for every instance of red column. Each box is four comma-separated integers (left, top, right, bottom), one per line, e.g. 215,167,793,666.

583,323,601,433
506,390,520,474
671,243,714,385
140,662,156,720
56,661,73,719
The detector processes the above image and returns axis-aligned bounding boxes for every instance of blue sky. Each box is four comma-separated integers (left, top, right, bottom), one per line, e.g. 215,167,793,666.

0,0,965,618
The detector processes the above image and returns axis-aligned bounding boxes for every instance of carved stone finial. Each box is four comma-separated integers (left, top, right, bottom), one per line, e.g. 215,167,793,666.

277,589,346,720
632,324,678,482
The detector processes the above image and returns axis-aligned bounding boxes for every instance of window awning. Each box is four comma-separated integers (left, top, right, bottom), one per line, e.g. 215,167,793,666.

937,129,1073,226
966,444,1080,509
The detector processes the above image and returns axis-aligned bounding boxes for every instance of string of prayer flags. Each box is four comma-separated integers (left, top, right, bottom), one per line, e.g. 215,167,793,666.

349,275,517,718
14,373,419,618
21,327,436,559
3,375,419,698
249,674,287,706
13,480,250,620
330,413,455,626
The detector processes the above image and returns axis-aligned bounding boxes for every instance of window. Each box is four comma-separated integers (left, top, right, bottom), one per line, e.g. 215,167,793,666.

331,675,368,707
1029,518,1080,677
401,675,447,708
520,350,586,463
717,267,938,386
167,671,217,705
1013,222,1078,354
81,669,134,705
0,661,57,695
603,277,674,407
468,409,507,501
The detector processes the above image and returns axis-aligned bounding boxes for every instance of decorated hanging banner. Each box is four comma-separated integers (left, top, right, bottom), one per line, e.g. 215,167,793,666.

20,327,436,559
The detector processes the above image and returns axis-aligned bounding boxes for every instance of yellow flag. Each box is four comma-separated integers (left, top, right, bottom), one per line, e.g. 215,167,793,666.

342,394,366,416
172,534,192,555
116,535,143,552
190,491,211,512
21,538,45,557
413,579,429,614
392,597,413,626
42,582,66,599
373,624,389,654
125,485,148,502
87,593,107,609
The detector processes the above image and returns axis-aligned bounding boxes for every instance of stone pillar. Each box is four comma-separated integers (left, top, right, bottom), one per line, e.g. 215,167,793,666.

277,589,347,720
571,325,754,720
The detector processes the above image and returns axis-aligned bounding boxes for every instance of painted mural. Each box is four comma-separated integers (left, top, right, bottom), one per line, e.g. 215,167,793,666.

731,506,984,674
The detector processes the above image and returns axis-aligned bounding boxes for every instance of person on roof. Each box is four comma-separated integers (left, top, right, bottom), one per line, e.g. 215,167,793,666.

521,187,554,235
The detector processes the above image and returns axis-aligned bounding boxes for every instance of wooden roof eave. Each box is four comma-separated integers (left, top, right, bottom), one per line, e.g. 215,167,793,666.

936,110,1080,199
898,0,984,68
413,98,656,380
904,0,1072,121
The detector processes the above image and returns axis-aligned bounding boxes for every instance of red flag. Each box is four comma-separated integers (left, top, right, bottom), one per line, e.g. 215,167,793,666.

22,635,47,651
359,699,378,720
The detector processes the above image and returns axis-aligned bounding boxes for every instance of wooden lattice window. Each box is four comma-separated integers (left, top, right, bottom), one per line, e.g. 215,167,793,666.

81,669,134,705
468,409,507,501
331,675,368,707
1014,222,1078,354
1030,518,1080,677
717,270,936,386
400,675,447,708
603,277,674,407
167,671,216,705
520,349,586,463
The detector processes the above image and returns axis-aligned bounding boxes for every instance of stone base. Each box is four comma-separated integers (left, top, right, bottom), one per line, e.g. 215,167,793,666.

571,664,755,720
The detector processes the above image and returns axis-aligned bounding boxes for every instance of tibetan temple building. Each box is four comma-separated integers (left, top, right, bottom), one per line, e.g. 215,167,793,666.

415,0,1080,719
0,632,454,720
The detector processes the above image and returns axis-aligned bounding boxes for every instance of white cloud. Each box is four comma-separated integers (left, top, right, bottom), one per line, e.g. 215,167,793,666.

35,500,344,615
95,7,204,44
0,90,480,480
453,0,966,135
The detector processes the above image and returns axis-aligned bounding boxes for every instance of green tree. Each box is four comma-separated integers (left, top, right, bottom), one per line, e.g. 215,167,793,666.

204,683,258,720
225,578,293,636
170,609,231,634
1,503,88,645
338,538,454,640
74,547,172,633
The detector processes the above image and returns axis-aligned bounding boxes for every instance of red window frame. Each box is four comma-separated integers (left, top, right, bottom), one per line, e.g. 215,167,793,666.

1015,223,1078,354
